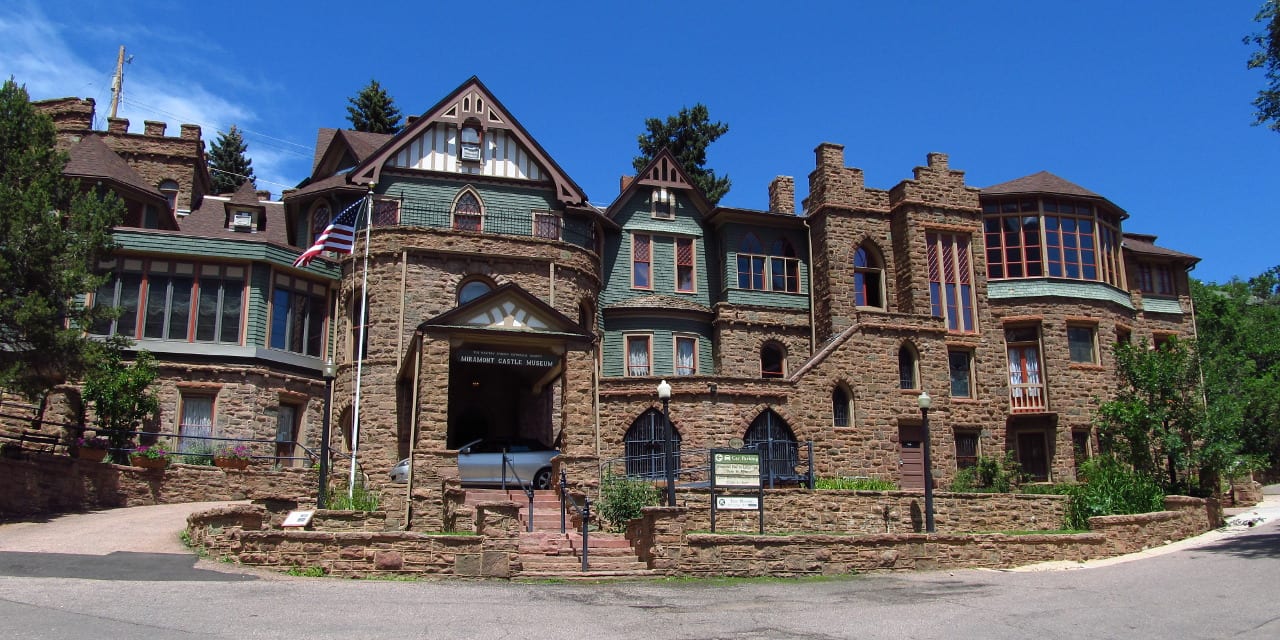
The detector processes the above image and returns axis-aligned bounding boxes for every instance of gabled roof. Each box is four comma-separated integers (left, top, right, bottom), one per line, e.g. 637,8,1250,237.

351,77,589,206
179,194,289,246
1123,232,1200,264
227,181,263,208
64,134,164,200
604,149,713,220
418,282,591,340
982,170,1127,218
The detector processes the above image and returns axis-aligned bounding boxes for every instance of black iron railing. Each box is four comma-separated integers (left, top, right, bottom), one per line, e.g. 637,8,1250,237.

369,200,597,250
558,469,591,572
499,451,537,532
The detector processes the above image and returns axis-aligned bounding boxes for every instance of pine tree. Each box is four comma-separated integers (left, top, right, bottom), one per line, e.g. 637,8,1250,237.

0,77,126,399
633,104,731,206
346,79,403,134
208,125,254,194
1246,1,1280,131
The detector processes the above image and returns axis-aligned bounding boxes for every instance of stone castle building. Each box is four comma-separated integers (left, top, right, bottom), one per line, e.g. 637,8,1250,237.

22,77,1198,505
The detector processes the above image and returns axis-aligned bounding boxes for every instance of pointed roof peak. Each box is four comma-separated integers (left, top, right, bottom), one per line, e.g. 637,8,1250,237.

64,134,162,199
228,180,261,206
604,148,712,218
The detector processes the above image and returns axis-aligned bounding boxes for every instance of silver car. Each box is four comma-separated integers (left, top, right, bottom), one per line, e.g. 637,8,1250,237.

390,438,558,489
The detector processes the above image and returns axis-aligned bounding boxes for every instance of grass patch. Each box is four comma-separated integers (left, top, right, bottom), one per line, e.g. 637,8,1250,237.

816,477,896,491
326,483,380,512
285,566,326,577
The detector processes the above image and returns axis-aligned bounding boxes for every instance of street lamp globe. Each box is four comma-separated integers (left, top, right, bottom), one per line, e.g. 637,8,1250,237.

917,390,931,410
657,379,672,400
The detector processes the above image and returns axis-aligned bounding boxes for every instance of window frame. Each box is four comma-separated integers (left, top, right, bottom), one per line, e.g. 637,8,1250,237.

673,334,698,376
955,431,979,470
451,189,484,232
760,342,786,379
898,343,920,390
675,236,697,293
269,272,329,358
736,233,801,294
853,245,885,309
926,231,977,333
1005,325,1047,413
177,392,215,454
458,122,483,163
651,188,675,220
457,277,494,305
832,385,852,428
372,197,401,227
1067,324,1099,365
92,259,245,345
631,233,653,290
981,197,1124,288
531,210,562,240
948,348,974,398
625,333,653,377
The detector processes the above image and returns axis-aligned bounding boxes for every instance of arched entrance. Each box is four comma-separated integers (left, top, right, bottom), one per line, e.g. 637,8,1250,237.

745,409,799,487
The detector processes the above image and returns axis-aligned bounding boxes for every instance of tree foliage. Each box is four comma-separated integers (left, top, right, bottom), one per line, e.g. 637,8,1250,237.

346,79,403,135
208,125,254,194
1193,268,1280,471
1096,337,1216,491
1246,1,1280,131
0,78,126,400
82,349,159,463
633,104,731,206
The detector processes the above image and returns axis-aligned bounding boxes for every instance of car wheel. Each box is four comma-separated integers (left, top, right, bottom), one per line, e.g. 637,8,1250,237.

533,468,553,490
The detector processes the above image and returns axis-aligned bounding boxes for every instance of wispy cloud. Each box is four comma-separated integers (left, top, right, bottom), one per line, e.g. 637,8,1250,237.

0,3,306,196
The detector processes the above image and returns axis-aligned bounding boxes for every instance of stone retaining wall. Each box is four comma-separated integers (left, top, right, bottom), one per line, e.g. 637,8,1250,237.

676,488,1069,534
0,454,317,519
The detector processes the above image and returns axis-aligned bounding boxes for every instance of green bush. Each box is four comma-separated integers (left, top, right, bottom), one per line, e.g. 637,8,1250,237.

816,476,896,491
179,442,216,466
595,473,660,532
949,453,1021,492
1065,455,1165,530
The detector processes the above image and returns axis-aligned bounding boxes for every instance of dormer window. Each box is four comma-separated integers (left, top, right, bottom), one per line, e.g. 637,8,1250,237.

232,210,256,232
459,123,482,162
652,188,674,220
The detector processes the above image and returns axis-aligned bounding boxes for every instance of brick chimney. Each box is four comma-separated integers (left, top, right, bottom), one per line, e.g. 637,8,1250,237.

255,190,271,201
107,117,129,134
620,175,634,193
927,152,949,169
143,121,166,137
179,124,202,141
769,176,795,215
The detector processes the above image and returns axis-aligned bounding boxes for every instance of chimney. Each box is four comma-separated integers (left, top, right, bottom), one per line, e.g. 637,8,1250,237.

619,175,634,193
927,152,949,169
143,121,166,137
179,124,202,141
769,176,795,215
405,115,419,125
255,190,271,201
107,117,129,134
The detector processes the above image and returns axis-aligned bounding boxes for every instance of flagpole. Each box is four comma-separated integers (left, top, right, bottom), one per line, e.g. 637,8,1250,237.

348,190,374,499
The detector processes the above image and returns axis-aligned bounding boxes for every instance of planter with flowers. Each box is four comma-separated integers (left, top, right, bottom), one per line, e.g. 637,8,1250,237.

129,445,169,470
73,435,111,463
213,444,252,471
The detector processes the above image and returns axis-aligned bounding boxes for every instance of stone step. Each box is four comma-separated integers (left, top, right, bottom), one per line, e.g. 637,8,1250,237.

517,545,639,557
517,557,650,572
514,569,661,581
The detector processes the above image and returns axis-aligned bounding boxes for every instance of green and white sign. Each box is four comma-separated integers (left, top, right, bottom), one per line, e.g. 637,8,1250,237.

715,496,759,510
713,451,761,488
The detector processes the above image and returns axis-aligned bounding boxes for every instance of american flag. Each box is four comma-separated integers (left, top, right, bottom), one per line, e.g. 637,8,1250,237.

293,199,364,267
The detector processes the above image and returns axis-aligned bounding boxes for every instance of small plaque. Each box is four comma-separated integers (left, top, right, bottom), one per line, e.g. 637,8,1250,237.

716,496,759,510
281,510,315,528
728,437,744,449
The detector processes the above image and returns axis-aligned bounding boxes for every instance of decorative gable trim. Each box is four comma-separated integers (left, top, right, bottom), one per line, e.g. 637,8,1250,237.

418,282,591,340
605,148,713,220
351,77,588,206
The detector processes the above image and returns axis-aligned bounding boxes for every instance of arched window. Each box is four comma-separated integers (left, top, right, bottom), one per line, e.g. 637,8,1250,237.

898,343,919,390
853,245,884,308
457,277,493,305
738,233,766,290
745,410,799,487
761,342,786,379
459,122,483,162
624,409,681,479
159,180,180,218
452,189,483,232
832,385,852,428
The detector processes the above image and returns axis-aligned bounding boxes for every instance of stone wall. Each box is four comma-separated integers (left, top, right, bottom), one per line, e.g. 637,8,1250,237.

0,454,317,519
674,488,1069,535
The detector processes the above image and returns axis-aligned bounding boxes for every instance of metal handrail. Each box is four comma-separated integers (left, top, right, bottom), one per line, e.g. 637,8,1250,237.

558,469,591,572
499,452,537,532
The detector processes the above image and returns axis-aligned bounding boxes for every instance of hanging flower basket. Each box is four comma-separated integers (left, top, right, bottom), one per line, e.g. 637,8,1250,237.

75,447,109,463
213,457,250,470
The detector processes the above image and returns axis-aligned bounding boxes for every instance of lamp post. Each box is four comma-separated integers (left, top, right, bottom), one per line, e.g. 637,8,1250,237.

316,361,336,509
657,379,676,507
918,391,935,533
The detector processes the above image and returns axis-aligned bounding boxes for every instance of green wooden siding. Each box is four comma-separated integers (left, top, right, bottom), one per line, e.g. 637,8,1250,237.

720,223,810,309
987,279,1134,309
112,231,340,279
377,176,557,216
600,191,712,309
247,264,272,347
601,317,713,378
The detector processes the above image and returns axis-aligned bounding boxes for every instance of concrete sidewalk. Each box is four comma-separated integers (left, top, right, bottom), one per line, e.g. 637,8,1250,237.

0,502,241,555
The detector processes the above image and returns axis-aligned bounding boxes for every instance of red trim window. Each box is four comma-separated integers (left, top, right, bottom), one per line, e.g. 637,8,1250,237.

926,232,976,333
983,205,1042,279
532,211,562,240
737,233,766,290
770,239,800,293
853,245,884,308
632,234,652,289
674,335,697,376
675,237,695,293
372,198,400,227
626,334,652,376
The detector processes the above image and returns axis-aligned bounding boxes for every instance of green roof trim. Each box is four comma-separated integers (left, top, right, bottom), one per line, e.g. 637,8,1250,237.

988,279,1133,309
1141,297,1184,315
112,230,341,279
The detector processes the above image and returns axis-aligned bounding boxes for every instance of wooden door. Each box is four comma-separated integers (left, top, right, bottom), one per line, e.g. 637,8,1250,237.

1017,431,1049,481
898,425,924,490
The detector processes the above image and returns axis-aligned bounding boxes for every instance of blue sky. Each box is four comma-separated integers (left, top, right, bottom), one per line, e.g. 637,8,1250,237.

3,0,1276,284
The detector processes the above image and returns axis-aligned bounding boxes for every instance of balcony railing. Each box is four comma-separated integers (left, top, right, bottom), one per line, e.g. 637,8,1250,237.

370,200,596,250
1009,383,1047,413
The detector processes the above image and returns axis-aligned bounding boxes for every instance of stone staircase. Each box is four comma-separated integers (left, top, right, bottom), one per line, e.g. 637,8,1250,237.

463,488,657,579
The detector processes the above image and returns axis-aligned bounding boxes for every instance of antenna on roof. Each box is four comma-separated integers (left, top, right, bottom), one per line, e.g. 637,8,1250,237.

108,45,133,119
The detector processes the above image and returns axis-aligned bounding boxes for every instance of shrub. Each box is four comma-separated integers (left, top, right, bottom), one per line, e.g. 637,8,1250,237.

948,453,1021,492
327,482,380,512
1065,455,1165,529
179,442,216,466
595,473,660,532
816,476,896,491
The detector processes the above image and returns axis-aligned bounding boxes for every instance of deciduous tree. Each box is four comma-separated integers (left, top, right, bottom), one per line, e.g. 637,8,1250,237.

633,104,731,206
82,350,159,463
1246,1,1280,131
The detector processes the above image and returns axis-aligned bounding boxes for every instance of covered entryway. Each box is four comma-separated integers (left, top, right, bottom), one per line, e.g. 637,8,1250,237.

898,424,924,490
447,347,558,449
